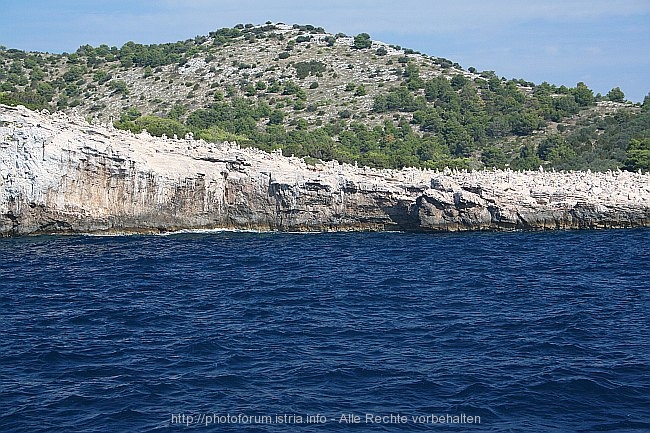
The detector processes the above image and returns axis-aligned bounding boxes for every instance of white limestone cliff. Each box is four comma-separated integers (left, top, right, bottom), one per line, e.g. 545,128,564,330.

1,104,649,236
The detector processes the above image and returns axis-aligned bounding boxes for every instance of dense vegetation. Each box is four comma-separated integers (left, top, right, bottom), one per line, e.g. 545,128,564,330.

1,23,648,171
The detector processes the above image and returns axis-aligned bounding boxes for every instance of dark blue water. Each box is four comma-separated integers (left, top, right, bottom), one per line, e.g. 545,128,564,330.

1,230,649,432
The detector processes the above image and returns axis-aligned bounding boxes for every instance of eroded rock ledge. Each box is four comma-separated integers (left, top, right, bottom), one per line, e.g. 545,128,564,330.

2,104,649,236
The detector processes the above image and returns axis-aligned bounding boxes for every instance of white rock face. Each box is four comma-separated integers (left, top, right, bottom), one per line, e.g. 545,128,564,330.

1,104,649,235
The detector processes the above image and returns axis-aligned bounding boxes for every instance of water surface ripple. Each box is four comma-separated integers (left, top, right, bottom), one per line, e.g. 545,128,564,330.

1,230,649,432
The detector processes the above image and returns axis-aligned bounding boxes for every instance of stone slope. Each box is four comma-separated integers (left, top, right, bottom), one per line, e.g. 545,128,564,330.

1,23,468,127
2,104,649,236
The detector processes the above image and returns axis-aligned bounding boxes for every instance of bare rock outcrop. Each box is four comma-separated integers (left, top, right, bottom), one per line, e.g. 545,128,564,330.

2,105,649,236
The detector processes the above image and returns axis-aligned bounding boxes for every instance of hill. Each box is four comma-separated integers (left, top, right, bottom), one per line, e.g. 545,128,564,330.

1,22,649,171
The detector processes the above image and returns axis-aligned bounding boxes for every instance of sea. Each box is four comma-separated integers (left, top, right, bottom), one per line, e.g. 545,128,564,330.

1,229,649,432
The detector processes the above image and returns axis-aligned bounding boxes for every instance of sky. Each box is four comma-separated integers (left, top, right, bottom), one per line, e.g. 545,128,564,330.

1,0,648,102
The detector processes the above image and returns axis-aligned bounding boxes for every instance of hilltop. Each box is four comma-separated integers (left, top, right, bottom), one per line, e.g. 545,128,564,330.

1,22,649,172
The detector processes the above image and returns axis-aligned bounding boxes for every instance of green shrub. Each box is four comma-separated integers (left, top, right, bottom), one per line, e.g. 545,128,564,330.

353,33,372,49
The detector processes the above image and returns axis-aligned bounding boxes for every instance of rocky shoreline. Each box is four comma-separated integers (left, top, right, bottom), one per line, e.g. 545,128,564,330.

2,104,649,236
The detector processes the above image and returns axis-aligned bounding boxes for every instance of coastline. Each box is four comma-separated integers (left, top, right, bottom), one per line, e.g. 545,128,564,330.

2,104,649,237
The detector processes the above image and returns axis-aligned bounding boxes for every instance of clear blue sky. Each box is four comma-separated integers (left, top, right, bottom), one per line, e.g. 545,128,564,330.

1,0,648,101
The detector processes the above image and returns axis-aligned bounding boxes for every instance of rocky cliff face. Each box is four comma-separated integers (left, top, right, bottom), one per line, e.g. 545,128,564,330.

2,104,649,236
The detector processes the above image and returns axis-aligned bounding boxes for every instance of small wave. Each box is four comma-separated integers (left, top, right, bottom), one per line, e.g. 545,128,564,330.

3,229,650,433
